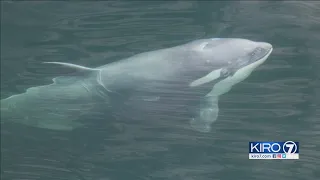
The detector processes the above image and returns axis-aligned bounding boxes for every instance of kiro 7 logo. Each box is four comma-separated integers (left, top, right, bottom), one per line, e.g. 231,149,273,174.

250,141,298,154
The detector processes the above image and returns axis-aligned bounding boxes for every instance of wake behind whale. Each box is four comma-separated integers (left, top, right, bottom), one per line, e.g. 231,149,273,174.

0,38,273,132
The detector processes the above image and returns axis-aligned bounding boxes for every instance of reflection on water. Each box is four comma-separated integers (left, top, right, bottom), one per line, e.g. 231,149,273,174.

1,1,319,180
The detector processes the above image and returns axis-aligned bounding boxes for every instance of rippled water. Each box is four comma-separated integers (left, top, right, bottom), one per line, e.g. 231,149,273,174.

1,1,319,180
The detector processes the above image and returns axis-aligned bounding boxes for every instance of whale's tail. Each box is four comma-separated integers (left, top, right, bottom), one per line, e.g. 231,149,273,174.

0,74,108,131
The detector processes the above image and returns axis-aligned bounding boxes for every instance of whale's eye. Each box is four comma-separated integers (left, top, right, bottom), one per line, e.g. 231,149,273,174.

220,68,230,77
199,42,209,50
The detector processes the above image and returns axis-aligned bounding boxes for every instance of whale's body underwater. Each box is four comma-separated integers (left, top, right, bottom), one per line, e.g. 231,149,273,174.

0,38,273,132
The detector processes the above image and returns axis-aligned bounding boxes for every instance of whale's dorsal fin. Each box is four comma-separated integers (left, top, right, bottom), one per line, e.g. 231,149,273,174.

43,62,100,72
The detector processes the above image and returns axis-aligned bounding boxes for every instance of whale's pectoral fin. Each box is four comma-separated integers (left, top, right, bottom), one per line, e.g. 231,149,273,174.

190,96,219,133
43,62,100,74
189,69,221,87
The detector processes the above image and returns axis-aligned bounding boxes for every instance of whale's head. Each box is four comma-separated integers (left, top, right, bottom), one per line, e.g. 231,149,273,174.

185,38,273,96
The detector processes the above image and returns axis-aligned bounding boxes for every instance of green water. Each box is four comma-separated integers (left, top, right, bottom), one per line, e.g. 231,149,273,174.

1,1,319,180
